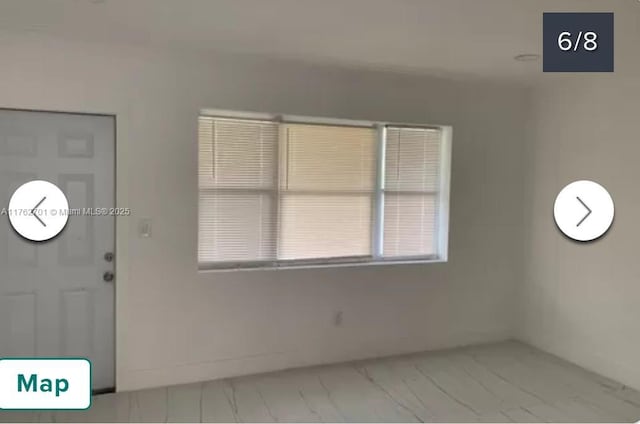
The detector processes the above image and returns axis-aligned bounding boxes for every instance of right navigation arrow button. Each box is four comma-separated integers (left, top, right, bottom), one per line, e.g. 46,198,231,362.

575,196,592,227
554,180,614,242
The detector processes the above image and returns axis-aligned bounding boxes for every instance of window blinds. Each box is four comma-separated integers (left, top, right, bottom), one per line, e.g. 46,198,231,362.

198,117,278,263
278,124,376,260
198,115,446,268
383,127,442,257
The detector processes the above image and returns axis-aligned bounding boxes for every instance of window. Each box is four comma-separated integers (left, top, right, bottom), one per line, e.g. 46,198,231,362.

198,112,451,270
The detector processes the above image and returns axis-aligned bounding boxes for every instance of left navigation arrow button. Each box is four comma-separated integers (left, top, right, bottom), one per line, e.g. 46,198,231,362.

31,196,48,227
6,180,69,242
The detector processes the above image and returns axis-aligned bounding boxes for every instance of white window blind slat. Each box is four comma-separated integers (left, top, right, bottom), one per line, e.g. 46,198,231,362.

385,127,441,192
278,194,373,260
198,191,276,263
383,193,437,257
199,117,278,190
198,117,278,263
383,127,442,257
279,124,376,260
282,124,376,192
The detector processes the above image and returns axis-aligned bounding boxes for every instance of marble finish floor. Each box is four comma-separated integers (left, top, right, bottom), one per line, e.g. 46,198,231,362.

2,341,640,423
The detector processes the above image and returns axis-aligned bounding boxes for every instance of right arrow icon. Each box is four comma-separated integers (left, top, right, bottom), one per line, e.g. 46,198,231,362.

554,180,614,242
575,196,592,227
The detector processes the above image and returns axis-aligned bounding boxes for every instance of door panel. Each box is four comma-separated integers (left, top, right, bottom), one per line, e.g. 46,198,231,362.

0,293,36,356
0,110,115,390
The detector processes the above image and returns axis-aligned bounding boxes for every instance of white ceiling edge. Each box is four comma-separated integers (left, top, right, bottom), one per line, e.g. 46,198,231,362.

0,0,637,90
0,26,539,94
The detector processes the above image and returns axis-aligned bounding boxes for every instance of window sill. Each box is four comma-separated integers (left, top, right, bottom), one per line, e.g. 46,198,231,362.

198,256,447,273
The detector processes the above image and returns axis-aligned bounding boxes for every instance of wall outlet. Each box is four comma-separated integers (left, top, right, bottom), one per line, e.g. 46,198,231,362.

333,310,343,327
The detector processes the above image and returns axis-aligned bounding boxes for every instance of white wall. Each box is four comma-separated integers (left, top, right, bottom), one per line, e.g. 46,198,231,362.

0,32,529,391
521,76,640,391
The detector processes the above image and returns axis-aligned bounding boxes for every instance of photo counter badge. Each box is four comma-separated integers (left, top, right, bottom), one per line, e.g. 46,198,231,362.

7,180,70,242
554,180,614,242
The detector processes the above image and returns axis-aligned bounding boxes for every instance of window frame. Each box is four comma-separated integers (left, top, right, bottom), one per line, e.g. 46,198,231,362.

199,109,452,271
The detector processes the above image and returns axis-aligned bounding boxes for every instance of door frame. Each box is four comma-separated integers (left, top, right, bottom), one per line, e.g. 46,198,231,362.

0,105,129,393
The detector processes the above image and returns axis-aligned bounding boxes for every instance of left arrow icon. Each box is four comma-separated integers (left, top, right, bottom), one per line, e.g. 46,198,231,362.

7,181,69,242
31,196,48,227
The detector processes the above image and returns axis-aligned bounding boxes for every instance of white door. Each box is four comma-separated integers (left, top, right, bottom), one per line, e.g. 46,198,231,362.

0,110,115,391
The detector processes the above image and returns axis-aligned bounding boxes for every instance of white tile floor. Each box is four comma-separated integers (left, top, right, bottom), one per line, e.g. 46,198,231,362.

2,341,639,423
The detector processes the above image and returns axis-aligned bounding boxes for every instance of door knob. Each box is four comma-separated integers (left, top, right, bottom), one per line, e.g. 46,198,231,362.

103,271,114,282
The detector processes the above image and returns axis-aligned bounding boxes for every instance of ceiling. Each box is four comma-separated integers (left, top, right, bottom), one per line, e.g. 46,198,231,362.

0,0,638,82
